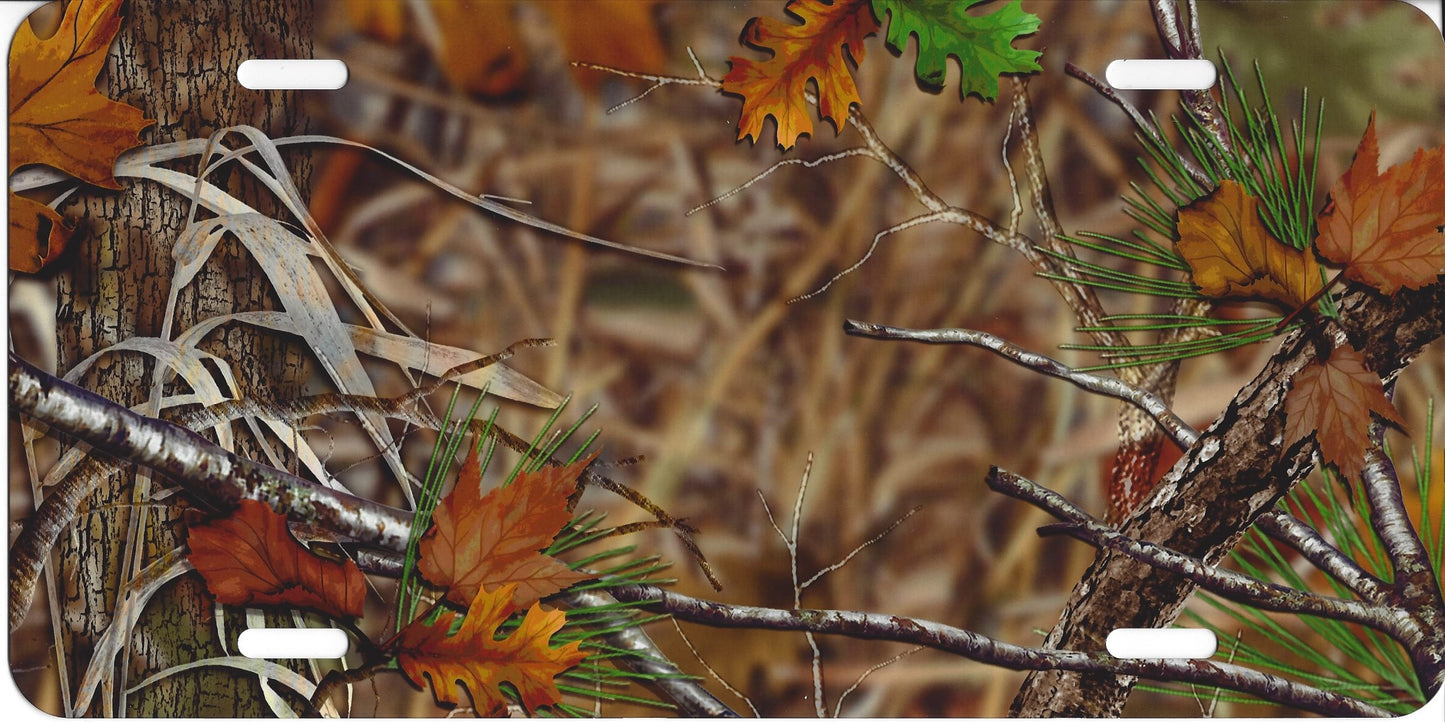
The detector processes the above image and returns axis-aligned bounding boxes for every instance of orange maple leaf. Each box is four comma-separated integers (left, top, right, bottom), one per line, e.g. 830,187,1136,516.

1176,180,1325,311
722,0,878,150
1283,345,1405,484
417,448,594,609
8,0,152,187
1314,113,1445,293
391,583,588,714
186,499,366,620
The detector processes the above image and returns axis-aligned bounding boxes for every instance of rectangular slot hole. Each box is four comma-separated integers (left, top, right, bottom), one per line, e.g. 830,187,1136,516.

1105,59,1217,90
237,59,348,90
237,628,350,659
1106,628,1217,659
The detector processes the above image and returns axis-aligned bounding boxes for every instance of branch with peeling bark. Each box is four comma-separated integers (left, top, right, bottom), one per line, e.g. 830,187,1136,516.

14,338,1439,717
601,585,1391,718
6,353,734,717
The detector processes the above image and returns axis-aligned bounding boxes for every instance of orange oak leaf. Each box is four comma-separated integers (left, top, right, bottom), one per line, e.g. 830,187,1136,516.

9,0,152,188
391,583,588,714
9,193,78,273
417,448,593,609
1176,180,1324,311
186,499,366,619
722,0,878,150
1283,345,1405,484
1315,113,1445,293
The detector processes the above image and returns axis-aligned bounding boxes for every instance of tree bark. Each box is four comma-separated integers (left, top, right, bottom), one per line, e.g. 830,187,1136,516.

1010,280,1445,716
52,0,313,715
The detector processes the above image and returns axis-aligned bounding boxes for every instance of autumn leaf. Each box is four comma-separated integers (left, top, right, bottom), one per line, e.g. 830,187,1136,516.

186,499,366,620
1314,113,1445,293
722,0,879,150
1176,180,1325,311
1283,345,1405,484
9,193,78,273
8,0,152,187
871,0,1041,102
417,448,593,609
391,583,587,714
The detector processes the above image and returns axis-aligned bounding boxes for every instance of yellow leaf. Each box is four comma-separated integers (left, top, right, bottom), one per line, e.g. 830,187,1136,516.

1176,180,1323,311
8,0,152,188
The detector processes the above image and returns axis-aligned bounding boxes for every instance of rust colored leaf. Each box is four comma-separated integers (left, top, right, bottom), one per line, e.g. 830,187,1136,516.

391,583,588,714
8,0,152,188
722,0,879,150
186,499,366,619
9,192,78,273
1176,180,1324,311
1283,345,1405,484
418,449,594,609
1315,113,1445,293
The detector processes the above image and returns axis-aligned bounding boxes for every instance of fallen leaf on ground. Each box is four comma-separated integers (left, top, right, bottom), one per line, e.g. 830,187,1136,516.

391,583,587,714
722,0,878,150
1283,345,1405,484
1314,113,1445,293
187,499,366,619
418,448,593,609
1177,180,1324,311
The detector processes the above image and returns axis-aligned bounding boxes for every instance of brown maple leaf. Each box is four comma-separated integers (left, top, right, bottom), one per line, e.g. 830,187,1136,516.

1283,345,1405,484
391,583,588,714
1314,113,1445,293
8,0,152,187
1176,180,1325,311
417,448,594,609
722,0,878,150
186,499,366,620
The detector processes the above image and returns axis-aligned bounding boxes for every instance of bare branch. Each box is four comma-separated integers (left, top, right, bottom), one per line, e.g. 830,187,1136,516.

1362,425,1437,589
1255,510,1390,603
842,320,1198,449
9,354,736,716
1010,278,1445,716
1361,423,1445,693
605,585,1392,718
7,353,414,626
986,467,1413,637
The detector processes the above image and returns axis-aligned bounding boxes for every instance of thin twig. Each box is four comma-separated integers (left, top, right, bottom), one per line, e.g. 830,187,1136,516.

670,617,759,717
604,585,1392,718
842,320,1198,448
986,466,1410,636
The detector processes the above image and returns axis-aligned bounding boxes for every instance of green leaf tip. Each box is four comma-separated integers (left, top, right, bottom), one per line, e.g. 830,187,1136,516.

871,0,1042,102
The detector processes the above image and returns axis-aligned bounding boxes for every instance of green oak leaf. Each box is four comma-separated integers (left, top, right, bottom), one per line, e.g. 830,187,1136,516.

871,0,1042,101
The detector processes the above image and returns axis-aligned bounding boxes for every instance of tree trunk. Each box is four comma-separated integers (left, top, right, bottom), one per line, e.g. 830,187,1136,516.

1009,280,1445,716
54,0,313,714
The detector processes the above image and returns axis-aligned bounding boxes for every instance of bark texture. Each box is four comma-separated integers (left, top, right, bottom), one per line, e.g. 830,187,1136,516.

1010,280,1445,716
52,0,314,715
